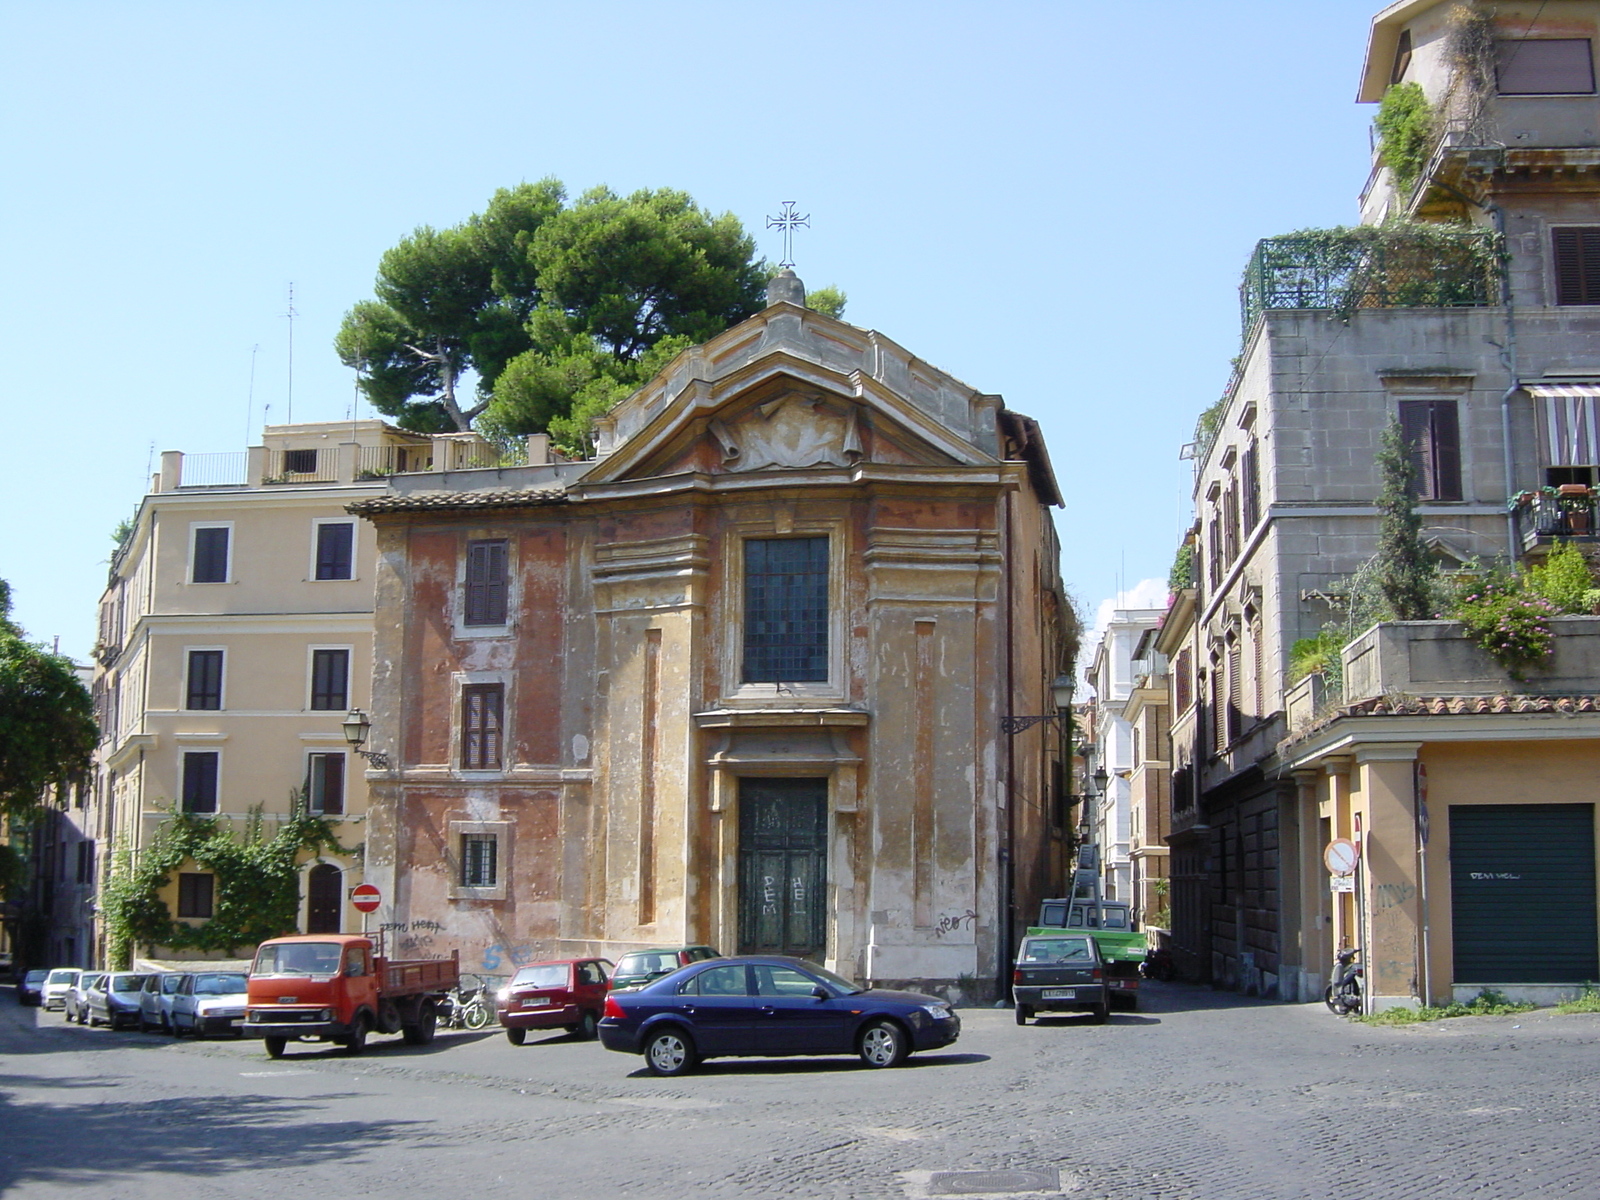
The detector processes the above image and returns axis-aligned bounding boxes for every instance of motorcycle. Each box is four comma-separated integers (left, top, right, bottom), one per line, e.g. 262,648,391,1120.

1324,947,1363,1015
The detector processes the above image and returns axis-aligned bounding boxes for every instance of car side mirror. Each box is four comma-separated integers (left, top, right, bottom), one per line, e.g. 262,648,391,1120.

812,986,831,1001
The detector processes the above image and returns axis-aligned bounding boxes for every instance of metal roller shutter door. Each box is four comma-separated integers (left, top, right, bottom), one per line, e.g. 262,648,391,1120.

1450,803,1598,983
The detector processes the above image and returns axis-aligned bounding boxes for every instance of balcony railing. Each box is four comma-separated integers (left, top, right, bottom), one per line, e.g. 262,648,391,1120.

1510,489,1598,551
1239,225,1500,343
356,444,433,478
178,452,247,487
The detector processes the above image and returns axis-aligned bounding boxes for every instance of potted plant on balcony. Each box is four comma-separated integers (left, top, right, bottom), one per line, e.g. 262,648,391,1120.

1558,483,1594,535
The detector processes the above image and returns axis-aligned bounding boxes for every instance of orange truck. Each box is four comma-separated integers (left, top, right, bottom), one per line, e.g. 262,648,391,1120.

244,933,459,1058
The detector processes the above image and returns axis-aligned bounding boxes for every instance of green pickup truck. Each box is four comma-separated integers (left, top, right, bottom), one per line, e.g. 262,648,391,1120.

1027,898,1144,1010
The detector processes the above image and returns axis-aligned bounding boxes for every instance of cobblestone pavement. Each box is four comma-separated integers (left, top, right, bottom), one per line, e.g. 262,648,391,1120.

4,980,1599,1199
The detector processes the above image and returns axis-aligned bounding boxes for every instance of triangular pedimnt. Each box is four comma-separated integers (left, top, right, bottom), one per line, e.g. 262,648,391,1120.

575,302,1006,490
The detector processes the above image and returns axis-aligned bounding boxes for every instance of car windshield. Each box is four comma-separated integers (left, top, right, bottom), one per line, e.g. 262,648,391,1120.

618,952,681,977
193,974,247,995
112,975,146,992
25,971,47,984
46,970,77,984
1020,938,1093,963
512,965,569,989
253,942,344,976
793,962,864,996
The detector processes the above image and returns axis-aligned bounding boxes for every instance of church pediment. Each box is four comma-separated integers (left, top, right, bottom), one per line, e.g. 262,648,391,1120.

708,393,864,473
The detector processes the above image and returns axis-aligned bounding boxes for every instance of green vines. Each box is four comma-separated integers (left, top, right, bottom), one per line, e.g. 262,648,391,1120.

101,804,345,968
1374,82,1435,193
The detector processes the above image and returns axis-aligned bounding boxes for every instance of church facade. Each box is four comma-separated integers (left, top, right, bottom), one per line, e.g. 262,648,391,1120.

351,275,1073,997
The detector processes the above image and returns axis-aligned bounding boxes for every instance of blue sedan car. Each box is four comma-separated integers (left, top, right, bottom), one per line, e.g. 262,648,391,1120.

598,955,960,1076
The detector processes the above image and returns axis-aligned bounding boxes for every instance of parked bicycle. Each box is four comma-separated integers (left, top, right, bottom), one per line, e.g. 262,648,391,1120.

1323,947,1363,1016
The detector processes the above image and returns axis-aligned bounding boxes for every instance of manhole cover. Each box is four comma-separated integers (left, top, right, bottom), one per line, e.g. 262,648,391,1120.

928,1168,1060,1195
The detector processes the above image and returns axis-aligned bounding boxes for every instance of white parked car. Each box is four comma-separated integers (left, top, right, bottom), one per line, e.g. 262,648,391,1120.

41,968,81,1012
170,971,250,1038
139,972,189,1033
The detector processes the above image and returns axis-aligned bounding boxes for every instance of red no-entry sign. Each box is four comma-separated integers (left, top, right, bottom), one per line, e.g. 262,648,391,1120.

350,883,382,913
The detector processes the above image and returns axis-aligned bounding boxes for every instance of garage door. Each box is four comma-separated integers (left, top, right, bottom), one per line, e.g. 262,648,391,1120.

1450,803,1598,983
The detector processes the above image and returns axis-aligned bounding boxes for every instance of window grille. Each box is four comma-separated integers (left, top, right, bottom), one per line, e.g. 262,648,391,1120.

461,834,497,887
742,537,828,682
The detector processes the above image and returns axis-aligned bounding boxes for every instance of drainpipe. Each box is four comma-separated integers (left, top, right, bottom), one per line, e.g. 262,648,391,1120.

1000,488,1017,1004
1489,201,1521,563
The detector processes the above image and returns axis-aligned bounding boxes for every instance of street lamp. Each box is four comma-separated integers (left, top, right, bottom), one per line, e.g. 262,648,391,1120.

1002,674,1077,735
341,709,391,769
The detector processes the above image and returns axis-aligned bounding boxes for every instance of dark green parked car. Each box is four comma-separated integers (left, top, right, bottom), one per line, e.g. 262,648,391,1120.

609,945,720,991
1012,934,1110,1025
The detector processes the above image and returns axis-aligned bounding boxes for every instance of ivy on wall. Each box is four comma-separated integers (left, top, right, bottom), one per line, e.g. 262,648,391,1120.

101,805,345,969
1374,82,1435,194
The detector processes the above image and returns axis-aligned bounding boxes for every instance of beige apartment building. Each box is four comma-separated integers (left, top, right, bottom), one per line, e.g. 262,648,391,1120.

1166,0,1600,1005
90,420,501,960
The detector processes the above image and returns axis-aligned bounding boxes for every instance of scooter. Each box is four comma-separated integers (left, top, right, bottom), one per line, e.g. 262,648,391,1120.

1324,947,1363,1015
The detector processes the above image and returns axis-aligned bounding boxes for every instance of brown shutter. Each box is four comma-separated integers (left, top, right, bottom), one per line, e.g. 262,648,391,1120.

1431,401,1462,500
462,684,503,770
465,541,509,625
1397,400,1432,495
1554,228,1600,306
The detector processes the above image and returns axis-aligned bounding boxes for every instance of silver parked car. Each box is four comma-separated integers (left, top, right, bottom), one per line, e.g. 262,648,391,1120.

170,971,249,1038
89,972,152,1029
41,968,82,1012
139,972,189,1033
66,973,107,1024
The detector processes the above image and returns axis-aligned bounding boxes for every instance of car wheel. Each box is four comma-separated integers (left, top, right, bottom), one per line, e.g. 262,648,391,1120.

1014,1004,1032,1026
644,1027,698,1077
343,1015,370,1056
506,1026,527,1046
139,1015,153,1033
577,1010,599,1040
264,1037,287,1059
858,1019,910,1068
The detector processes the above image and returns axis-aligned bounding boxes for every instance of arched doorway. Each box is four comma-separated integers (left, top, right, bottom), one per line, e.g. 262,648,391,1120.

306,863,343,934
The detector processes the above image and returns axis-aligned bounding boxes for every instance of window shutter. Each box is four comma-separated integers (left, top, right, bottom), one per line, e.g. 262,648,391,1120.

462,685,503,770
1554,228,1600,306
465,541,509,625
1431,401,1462,500
316,523,354,580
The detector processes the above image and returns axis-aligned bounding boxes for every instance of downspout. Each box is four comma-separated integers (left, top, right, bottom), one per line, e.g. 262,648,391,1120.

1000,485,1017,1004
1489,201,1521,563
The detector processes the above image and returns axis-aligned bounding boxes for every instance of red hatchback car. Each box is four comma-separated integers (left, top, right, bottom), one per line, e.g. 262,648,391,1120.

497,958,613,1044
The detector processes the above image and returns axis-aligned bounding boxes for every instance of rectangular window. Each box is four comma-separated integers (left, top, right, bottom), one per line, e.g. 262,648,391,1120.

76,840,93,885
1241,440,1261,533
192,526,229,583
310,649,350,711
185,650,223,710
307,752,345,815
464,539,509,626
461,684,504,770
182,751,219,814
461,834,498,887
284,448,318,474
1398,400,1463,500
315,522,355,580
742,536,829,683
177,872,214,918
1495,38,1595,95
1553,228,1600,306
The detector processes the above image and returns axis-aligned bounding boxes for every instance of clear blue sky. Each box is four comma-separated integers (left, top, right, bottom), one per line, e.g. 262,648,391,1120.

1,1,1383,661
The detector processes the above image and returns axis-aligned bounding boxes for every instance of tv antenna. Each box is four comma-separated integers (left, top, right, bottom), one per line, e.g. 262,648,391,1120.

283,283,298,424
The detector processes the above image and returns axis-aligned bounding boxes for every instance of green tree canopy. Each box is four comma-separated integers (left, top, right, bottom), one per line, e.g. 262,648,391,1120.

339,180,845,452
0,579,97,820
